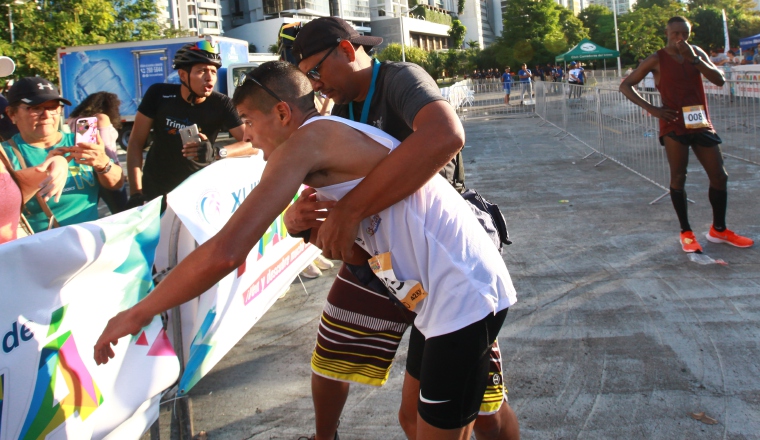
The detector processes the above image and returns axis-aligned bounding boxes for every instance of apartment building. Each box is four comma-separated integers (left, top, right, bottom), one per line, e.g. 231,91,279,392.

586,0,636,15
160,0,225,35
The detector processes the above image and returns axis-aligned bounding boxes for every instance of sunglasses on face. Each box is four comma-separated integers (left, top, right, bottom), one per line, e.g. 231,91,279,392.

21,103,62,116
306,44,339,81
243,74,285,103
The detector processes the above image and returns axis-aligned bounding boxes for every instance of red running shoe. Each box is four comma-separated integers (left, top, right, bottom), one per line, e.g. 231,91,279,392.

680,231,703,253
705,226,754,248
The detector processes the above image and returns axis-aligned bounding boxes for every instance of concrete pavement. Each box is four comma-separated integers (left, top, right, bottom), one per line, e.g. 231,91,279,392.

147,114,760,439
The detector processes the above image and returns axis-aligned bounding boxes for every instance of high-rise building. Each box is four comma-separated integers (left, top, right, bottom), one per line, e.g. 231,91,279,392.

586,0,635,15
161,0,225,35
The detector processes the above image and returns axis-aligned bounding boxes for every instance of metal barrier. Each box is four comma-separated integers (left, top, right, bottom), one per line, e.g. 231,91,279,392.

534,79,760,203
443,79,537,119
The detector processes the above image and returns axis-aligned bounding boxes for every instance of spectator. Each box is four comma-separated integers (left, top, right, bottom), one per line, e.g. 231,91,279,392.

126,40,256,208
2,77,123,233
709,48,727,66
518,63,533,104
67,92,128,213
725,50,740,66
741,48,753,64
502,66,513,105
568,61,584,98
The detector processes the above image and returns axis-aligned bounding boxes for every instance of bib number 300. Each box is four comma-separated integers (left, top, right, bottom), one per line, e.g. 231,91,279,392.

369,252,428,311
682,105,709,129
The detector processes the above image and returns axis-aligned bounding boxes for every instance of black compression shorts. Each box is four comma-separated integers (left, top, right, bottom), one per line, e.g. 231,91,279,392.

659,130,722,147
406,308,509,429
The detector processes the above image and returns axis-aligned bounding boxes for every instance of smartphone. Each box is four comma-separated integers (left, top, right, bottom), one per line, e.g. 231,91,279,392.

179,124,202,146
75,117,98,144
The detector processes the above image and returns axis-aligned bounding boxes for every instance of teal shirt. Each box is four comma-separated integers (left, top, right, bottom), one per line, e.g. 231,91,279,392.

2,132,99,232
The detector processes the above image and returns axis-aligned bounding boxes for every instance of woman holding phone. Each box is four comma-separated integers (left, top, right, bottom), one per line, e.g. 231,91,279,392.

1,77,123,232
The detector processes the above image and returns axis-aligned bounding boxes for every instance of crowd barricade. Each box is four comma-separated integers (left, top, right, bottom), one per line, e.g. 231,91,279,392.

534,79,760,203
446,79,536,119
0,155,321,439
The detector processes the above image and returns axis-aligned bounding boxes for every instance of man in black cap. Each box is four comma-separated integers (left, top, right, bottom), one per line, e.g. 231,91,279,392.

284,16,518,440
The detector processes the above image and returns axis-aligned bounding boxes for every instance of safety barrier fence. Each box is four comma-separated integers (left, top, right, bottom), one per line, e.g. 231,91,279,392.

534,80,760,203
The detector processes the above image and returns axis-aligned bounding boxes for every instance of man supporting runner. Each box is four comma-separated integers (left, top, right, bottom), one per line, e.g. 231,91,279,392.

126,39,256,207
285,17,519,440
620,16,753,252
94,61,517,440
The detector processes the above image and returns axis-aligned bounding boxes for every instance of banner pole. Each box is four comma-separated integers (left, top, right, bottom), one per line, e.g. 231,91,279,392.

168,216,195,440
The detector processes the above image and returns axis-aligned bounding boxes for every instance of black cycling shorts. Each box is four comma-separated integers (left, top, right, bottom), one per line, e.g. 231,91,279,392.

406,308,509,430
659,130,722,147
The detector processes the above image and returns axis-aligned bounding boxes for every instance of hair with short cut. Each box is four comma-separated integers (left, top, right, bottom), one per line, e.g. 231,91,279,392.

667,16,691,26
68,92,122,129
232,61,315,114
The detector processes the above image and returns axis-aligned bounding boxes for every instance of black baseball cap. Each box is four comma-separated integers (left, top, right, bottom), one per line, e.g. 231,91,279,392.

292,17,383,62
6,77,72,106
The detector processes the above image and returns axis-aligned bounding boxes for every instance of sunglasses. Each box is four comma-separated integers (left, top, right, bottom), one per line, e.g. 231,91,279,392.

192,39,219,54
243,74,285,103
306,44,339,81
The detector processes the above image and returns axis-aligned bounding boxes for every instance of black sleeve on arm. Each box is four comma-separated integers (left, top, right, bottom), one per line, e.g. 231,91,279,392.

220,95,244,131
384,63,447,127
137,84,163,120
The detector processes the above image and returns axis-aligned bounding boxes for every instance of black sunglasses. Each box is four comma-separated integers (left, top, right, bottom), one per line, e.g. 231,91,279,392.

306,44,339,81
244,74,285,103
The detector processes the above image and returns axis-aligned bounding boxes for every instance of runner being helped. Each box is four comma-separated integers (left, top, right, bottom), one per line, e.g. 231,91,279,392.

620,16,753,252
93,61,517,440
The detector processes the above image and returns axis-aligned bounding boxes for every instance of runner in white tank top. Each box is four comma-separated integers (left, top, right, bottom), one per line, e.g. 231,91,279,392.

304,116,517,338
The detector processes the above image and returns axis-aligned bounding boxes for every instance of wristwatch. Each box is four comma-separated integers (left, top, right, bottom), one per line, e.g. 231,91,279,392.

691,57,701,65
96,159,114,174
217,147,228,159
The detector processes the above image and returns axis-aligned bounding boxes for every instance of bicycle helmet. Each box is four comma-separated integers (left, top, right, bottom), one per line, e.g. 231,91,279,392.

172,41,222,70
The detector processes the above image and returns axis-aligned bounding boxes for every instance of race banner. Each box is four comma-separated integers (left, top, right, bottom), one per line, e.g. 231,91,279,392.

164,154,321,395
0,198,179,440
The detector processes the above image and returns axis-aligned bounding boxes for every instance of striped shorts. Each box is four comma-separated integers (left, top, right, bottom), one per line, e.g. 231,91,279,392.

311,264,507,414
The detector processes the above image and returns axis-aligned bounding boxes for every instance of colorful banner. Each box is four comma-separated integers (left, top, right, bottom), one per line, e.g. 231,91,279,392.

0,199,179,440
164,155,321,395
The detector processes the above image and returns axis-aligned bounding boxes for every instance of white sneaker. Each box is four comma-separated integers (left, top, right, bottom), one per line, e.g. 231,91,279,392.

301,263,322,279
313,255,334,270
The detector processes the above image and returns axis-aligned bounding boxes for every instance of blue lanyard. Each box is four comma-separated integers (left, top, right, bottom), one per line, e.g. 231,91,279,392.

349,59,380,124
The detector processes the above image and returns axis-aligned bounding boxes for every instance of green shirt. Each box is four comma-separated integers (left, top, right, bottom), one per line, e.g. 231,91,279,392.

2,132,99,232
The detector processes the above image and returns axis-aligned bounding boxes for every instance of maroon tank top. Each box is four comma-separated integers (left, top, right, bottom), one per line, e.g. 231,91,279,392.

655,48,714,137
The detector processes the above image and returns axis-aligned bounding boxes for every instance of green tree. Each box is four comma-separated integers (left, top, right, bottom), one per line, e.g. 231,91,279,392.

377,44,429,67
578,5,617,49
618,2,686,63
449,19,467,49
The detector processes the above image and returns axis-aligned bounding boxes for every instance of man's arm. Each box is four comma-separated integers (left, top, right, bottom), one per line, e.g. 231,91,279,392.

313,100,464,261
94,139,315,364
687,45,725,86
619,54,677,122
126,112,153,196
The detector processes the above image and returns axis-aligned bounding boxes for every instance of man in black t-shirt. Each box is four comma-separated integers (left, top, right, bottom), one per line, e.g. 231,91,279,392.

285,17,519,440
126,40,256,204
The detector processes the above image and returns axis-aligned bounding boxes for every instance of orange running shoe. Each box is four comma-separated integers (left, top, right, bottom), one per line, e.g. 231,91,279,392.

706,226,754,248
680,231,703,253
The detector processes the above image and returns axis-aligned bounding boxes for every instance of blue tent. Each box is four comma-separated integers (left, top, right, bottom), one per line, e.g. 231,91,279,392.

739,33,760,51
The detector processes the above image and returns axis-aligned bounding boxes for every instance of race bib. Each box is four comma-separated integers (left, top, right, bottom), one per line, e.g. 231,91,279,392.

368,252,428,311
682,105,709,129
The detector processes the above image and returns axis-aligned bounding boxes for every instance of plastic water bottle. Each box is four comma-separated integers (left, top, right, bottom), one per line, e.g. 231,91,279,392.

74,52,138,116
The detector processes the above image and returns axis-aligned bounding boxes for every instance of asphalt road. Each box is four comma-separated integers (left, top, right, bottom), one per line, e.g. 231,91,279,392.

146,114,760,440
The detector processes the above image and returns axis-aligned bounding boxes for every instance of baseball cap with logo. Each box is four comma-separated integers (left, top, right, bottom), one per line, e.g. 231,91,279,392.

292,17,383,62
6,77,72,107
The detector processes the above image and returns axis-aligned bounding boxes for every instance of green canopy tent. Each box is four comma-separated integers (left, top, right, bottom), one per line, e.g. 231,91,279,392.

555,39,620,77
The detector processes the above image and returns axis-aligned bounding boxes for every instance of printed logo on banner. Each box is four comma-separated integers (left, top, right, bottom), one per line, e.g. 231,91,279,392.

19,305,103,440
197,190,223,225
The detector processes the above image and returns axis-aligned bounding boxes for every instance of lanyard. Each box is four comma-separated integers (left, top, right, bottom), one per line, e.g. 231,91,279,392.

349,58,380,124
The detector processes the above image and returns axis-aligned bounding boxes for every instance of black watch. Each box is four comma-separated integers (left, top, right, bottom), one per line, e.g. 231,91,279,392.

691,57,701,65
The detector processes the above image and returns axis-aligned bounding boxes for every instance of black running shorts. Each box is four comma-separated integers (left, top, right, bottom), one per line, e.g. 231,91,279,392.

660,130,722,147
406,308,509,430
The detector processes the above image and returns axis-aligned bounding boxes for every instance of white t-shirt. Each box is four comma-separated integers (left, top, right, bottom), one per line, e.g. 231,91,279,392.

306,116,517,338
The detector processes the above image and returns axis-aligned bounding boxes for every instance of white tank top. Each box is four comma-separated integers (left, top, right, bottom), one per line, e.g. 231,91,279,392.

304,116,517,338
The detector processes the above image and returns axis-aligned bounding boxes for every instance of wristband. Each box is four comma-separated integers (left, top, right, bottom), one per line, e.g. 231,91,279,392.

96,159,114,174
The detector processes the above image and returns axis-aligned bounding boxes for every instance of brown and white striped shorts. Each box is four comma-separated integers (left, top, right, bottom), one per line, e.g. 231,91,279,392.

311,264,507,413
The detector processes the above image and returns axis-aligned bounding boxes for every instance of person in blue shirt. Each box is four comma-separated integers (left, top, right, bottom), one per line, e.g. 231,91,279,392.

501,67,513,105
517,64,532,104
